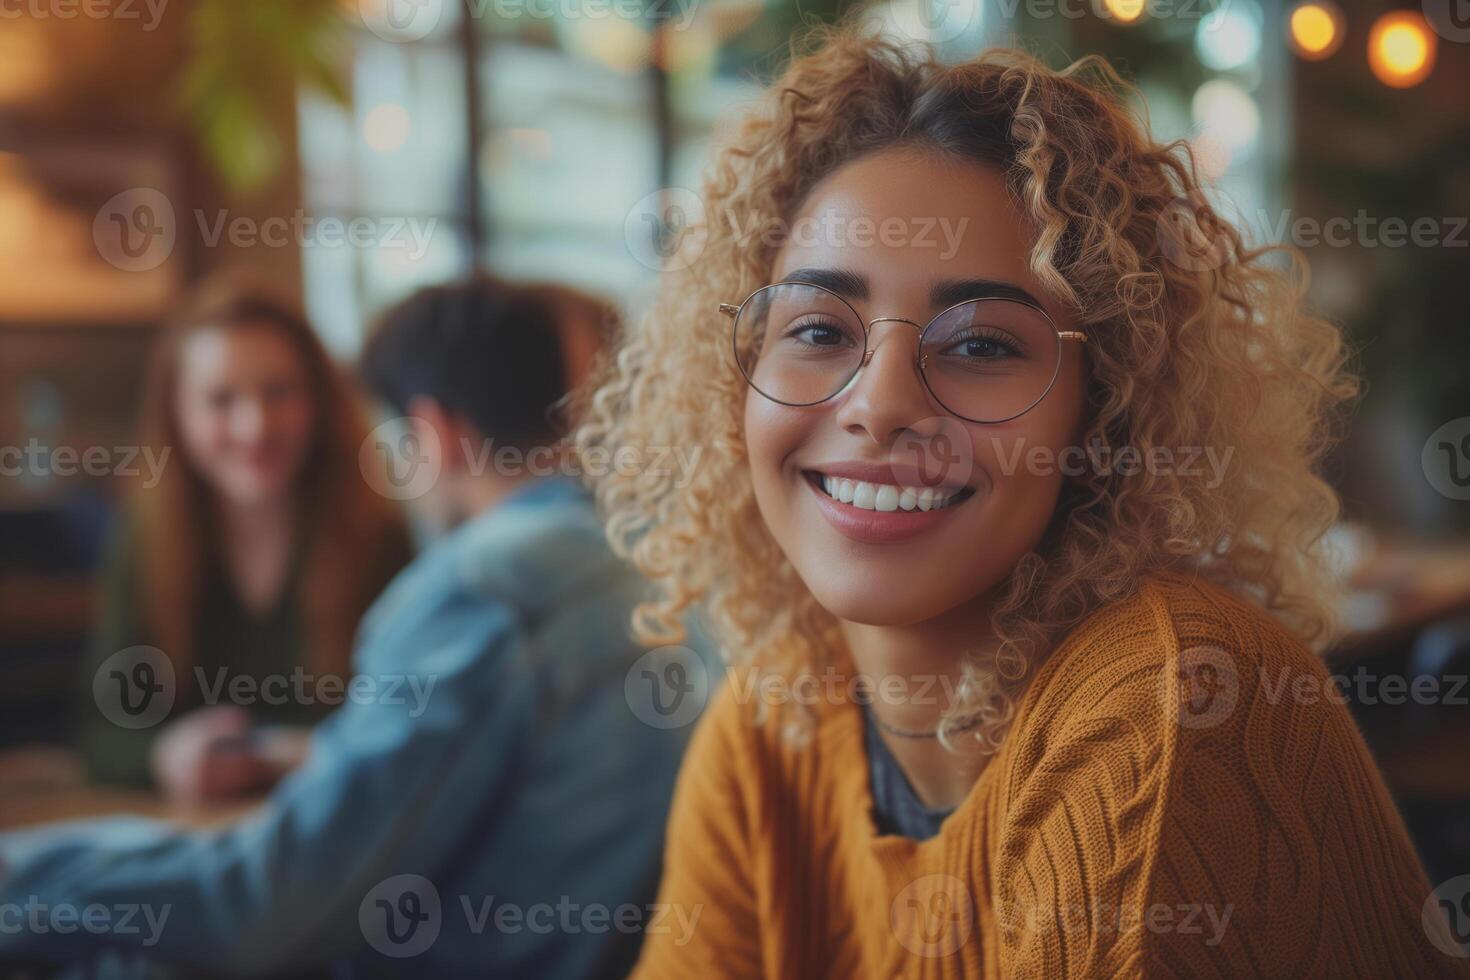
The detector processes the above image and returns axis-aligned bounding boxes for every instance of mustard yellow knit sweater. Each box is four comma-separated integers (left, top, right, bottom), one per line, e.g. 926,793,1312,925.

634,572,1468,978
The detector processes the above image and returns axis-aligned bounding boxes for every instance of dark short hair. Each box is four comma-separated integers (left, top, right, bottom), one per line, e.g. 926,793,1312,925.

360,275,568,448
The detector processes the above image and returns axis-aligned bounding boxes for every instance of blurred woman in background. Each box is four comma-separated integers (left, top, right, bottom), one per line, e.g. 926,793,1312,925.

79,276,411,802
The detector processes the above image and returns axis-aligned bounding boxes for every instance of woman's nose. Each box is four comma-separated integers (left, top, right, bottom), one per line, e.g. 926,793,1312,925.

229,398,268,442
832,325,937,444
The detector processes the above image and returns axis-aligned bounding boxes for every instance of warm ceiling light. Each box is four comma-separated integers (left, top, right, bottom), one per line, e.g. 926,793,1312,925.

1367,11,1436,88
1288,1,1344,60
1103,0,1145,24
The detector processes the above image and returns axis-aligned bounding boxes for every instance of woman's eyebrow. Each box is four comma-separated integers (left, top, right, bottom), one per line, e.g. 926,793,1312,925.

777,270,1043,311
778,267,869,300
930,277,1044,309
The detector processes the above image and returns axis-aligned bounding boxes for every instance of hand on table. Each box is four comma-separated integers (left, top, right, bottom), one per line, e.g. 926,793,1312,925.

150,706,277,806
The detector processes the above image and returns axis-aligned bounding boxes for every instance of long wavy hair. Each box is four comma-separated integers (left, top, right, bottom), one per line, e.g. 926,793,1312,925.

576,27,1358,751
134,275,410,686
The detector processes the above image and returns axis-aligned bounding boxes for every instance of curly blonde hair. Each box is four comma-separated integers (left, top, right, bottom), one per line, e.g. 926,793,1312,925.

576,25,1358,751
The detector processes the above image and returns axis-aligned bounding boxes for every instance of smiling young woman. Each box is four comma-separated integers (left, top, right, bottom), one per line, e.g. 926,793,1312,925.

578,26,1467,979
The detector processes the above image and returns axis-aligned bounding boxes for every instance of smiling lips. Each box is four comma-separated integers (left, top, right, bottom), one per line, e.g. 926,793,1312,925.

803,467,976,544
817,474,961,512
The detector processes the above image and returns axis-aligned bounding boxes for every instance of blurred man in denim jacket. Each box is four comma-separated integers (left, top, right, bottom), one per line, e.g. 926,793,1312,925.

0,277,711,978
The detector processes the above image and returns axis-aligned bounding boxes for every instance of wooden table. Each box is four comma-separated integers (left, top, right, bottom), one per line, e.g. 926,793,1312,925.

0,747,257,831
1331,535,1470,661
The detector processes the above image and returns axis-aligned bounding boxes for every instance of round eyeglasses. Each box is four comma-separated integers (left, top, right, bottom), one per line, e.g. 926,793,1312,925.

721,281,1088,424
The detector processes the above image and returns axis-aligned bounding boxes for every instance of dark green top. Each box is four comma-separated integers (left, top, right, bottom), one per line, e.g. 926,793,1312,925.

77,521,330,787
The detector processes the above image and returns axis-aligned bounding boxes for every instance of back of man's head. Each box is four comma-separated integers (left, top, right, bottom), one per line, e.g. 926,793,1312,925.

361,275,568,449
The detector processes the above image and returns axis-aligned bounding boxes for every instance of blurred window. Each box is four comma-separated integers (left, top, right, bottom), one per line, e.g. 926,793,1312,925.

299,0,1277,353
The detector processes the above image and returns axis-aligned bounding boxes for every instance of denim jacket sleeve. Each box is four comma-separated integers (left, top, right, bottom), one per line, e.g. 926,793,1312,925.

0,576,538,975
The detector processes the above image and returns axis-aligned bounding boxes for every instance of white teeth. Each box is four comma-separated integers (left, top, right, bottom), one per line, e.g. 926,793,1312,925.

874,485,899,512
818,476,957,513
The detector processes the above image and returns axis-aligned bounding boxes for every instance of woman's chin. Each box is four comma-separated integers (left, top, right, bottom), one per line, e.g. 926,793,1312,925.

805,582,965,631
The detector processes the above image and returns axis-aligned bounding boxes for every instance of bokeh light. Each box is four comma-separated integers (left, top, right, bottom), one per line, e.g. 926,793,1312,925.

1196,3,1262,72
362,103,411,154
1102,0,1145,25
1367,12,1436,88
1288,0,1345,60
1192,78,1260,153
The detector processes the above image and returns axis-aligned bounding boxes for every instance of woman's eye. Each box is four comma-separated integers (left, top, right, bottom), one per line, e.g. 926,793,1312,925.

944,335,1016,358
786,319,854,347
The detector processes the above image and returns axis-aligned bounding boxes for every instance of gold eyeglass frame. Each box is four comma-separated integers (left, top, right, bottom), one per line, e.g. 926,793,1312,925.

719,281,1089,424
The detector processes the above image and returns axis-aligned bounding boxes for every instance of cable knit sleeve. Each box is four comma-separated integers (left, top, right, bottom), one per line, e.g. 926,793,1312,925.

633,683,765,980
992,576,1465,978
